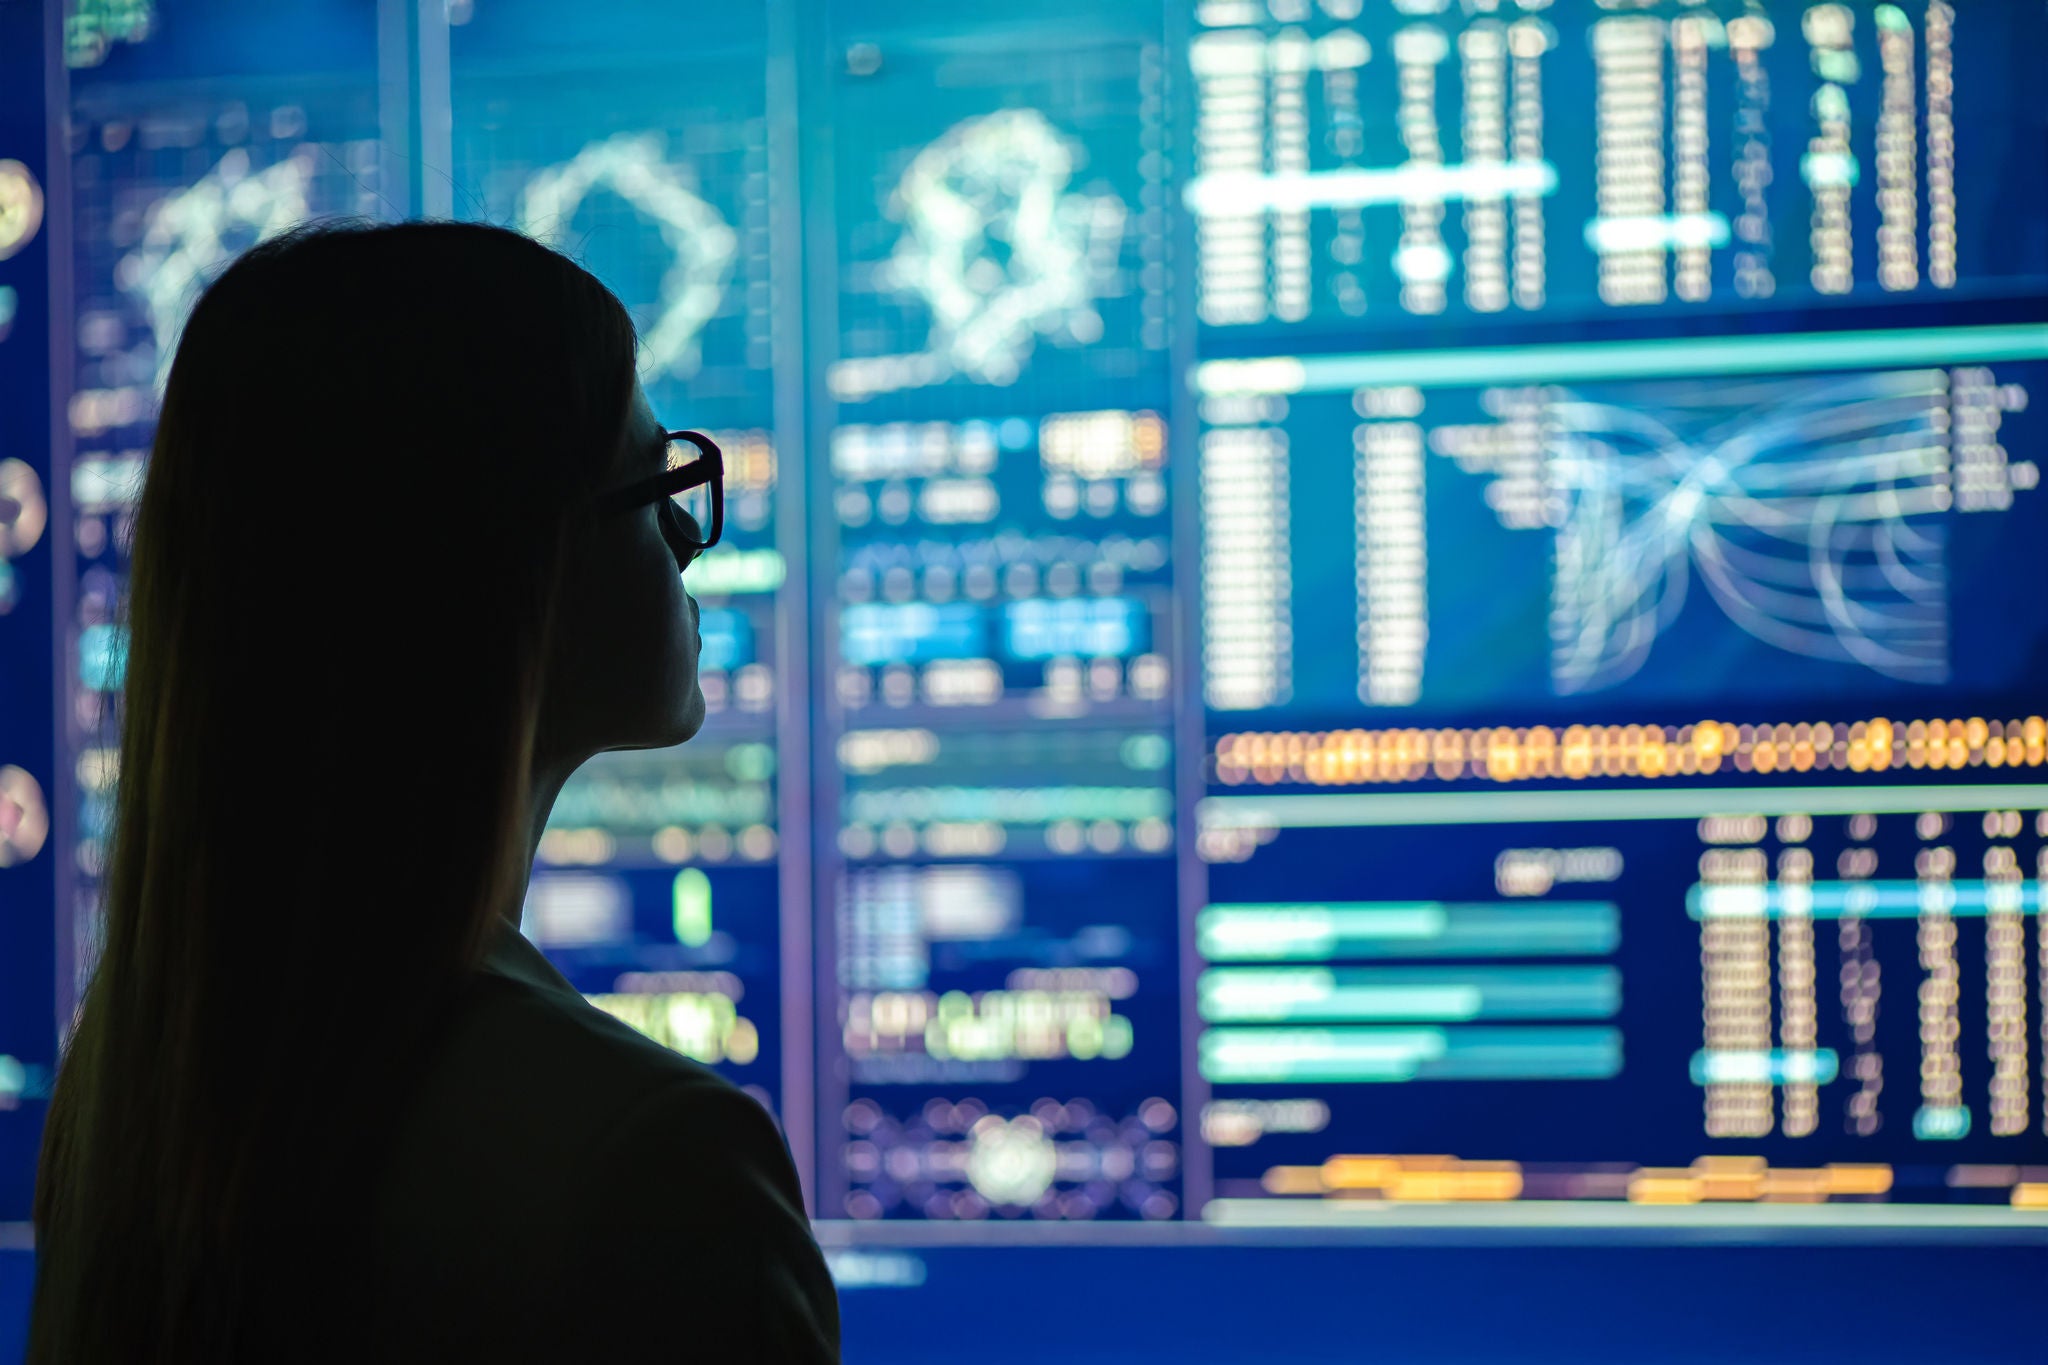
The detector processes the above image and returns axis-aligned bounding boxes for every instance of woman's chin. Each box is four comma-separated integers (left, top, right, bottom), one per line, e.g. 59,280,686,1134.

670,683,708,743
610,684,705,752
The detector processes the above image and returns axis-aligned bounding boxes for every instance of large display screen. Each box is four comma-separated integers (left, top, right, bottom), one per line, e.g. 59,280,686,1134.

20,0,2048,1252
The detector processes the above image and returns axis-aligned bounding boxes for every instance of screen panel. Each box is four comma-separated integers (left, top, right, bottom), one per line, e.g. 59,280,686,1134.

24,0,2048,1257
1184,0,2048,1229
811,0,1191,1223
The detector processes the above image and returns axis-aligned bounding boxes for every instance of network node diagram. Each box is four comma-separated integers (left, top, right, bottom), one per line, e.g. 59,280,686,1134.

833,108,1127,401
120,147,312,389
518,132,738,383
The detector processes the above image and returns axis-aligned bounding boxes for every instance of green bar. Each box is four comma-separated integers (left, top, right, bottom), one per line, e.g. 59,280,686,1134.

1200,1025,1622,1083
1201,1026,1442,1082
1421,1028,1623,1081
1198,903,1619,961
1193,323,2048,394
1198,903,1442,959
672,868,713,947
1201,971,1480,1023
1199,784,2048,831
1198,966,1621,1022
685,547,787,595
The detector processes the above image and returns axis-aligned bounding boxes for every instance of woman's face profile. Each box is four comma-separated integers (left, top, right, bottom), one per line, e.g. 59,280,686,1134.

542,380,706,768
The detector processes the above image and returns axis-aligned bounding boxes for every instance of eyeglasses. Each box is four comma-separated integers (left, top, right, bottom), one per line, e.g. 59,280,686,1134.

595,429,724,570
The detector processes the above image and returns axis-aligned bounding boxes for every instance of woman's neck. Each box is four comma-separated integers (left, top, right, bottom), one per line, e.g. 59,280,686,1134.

513,758,577,928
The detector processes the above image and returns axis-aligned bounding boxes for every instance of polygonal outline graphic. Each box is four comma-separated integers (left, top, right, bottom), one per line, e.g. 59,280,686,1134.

120,148,313,389
518,132,738,384
831,107,1128,400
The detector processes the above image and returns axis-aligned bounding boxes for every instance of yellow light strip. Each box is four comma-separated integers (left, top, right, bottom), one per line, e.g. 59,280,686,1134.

1261,1154,1527,1203
1215,717,2048,788
1259,1155,1898,1205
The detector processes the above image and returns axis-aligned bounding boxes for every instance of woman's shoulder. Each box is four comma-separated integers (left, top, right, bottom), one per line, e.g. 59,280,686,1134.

416,967,753,1170
457,964,734,1105
367,962,839,1361
455,916,739,1105
377,928,778,1229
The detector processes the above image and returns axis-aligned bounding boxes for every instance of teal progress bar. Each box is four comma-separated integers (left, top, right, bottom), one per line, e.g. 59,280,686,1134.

1198,965,1621,1023
1193,322,2048,394
1690,879,2043,919
1199,902,1619,961
1198,784,2048,831
1199,1025,1623,1084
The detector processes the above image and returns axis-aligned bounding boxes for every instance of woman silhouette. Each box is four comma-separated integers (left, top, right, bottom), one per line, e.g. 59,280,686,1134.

28,221,839,1362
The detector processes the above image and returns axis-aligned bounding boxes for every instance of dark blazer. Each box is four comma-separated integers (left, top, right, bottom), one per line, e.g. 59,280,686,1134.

362,916,841,1361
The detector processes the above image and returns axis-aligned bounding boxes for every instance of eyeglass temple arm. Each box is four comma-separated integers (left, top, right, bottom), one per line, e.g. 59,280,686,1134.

594,443,723,514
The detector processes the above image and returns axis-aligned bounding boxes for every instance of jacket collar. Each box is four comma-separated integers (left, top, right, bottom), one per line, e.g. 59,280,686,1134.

478,915,584,1001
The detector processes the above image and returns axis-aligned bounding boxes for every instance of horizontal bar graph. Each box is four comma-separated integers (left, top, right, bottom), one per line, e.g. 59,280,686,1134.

1198,903,1620,961
1199,966,1621,1023
1199,1026,1624,1084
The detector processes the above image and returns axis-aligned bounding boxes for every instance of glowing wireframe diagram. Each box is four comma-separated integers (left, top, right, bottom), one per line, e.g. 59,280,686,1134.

832,108,1127,400
517,132,737,382
1542,371,1962,694
120,148,312,387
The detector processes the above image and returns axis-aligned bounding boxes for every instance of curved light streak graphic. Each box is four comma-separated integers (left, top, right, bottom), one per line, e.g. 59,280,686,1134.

518,132,737,383
120,148,313,389
1547,371,1952,693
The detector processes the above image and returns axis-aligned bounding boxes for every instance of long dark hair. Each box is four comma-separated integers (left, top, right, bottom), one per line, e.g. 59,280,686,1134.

29,221,638,1361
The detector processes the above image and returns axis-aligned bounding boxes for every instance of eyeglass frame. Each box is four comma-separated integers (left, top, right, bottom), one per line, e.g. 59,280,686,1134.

593,429,724,568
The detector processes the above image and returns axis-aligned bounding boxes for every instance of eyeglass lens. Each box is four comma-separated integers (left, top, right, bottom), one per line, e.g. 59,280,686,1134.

667,435,715,547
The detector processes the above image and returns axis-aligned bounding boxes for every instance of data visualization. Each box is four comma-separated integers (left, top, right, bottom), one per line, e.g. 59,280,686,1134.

834,859,1182,1220
831,411,1173,721
828,12,1170,414
1199,785,2048,1219
1197,331,2048,718
1180,0,2048,1226
451,60,773,425
813,6,1189,1222
1190,1,2048,342
26,0,2048,1240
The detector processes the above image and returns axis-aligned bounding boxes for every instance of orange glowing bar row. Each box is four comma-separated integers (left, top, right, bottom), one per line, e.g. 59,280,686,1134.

1214,716,2048,788
1257,1154,1902,1204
